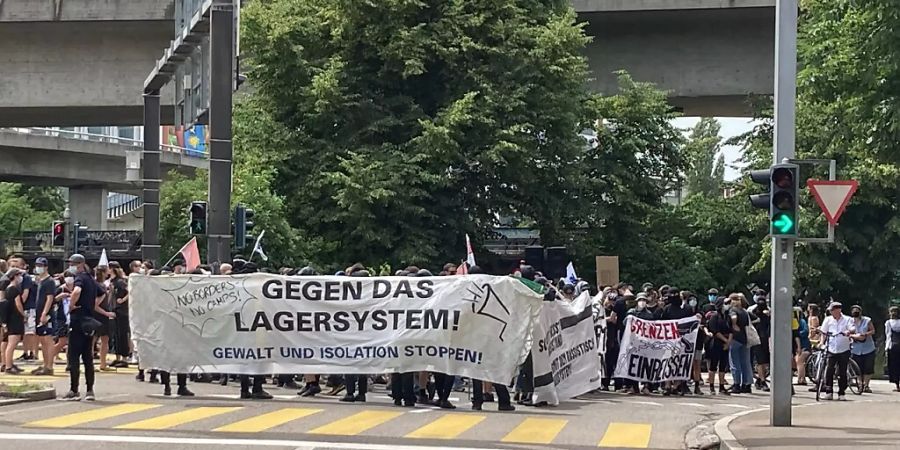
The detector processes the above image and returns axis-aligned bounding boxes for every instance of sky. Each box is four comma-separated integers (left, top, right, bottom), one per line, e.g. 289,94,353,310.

671,117,758,181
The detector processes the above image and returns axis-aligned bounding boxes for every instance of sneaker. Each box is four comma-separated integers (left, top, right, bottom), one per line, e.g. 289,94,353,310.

30,367,47,375
135,373,145,382
353,394,366,403
339,394,356,402
240,391,252,399
471,402,482,411
438,400,456,409
863,386,873,394
838,394,846,401
163,386,172,396
60,390,80,401
301,384,321,397
6,366,23,375
99,367,117,372
251,390,273,400
825,393,834,401
84,391,95,401
498,404,516,411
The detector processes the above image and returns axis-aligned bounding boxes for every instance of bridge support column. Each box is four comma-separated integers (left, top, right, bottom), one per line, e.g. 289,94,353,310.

69,186,109,230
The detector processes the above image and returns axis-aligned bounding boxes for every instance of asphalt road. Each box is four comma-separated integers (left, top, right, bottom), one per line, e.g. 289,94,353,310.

0,363,793,450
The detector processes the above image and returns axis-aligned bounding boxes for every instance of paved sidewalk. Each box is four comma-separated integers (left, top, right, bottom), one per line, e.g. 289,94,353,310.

717,384,900,450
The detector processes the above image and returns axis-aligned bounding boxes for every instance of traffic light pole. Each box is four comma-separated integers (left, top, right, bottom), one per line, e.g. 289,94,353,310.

207,2,234,265
770,0,798,427
142,90,162,265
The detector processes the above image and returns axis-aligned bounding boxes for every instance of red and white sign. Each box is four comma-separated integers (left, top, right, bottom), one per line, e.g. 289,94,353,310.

807,180,859,225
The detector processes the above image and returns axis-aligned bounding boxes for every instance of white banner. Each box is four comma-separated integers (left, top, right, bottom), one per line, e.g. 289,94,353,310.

130,274,543,383
531,292,602,404
613,315,700,382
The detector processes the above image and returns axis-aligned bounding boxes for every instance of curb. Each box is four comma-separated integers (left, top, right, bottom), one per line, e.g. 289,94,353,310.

0,387,57,405
713,407,765,450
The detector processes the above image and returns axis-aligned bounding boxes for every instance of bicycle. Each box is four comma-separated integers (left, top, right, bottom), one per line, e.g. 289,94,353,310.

813,332,861,401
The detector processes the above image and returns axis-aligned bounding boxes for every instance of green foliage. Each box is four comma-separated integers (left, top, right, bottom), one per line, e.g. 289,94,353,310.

242,0,595,268
683,118,725,197
0,184,63,240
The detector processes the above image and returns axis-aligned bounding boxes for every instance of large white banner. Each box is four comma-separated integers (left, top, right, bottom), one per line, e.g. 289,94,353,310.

130,274,543,383
613,315,700,382
531,292,602,404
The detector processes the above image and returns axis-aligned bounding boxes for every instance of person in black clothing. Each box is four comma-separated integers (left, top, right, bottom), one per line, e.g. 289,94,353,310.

1,268,27,375
601,289,621,391
706,298,732,395
32,257,58,375
467,265,514,412
62,254,98,401
660,292,691,396
515,265,557,406
109,263,131,368
234,261,273,400
341,267,372,403
751,295,771,392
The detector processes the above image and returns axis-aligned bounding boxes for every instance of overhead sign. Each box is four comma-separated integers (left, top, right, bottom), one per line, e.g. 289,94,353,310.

807,180,859,225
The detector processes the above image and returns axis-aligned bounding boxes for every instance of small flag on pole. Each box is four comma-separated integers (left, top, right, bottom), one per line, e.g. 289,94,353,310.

251,230,268,262
457,261,468,275
178,237,201,272
465,233,476,267
565,261,578,285
98,249,109,268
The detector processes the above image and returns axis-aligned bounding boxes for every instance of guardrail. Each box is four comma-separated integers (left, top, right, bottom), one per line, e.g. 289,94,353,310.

0,127,208,158
108,193,144,219
2,230,143,259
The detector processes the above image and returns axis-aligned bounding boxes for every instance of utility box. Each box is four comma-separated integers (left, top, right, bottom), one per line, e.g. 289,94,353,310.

125,150,142,182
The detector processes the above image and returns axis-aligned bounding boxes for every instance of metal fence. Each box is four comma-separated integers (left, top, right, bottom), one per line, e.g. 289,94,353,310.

2,230,143,259
0,127,208,158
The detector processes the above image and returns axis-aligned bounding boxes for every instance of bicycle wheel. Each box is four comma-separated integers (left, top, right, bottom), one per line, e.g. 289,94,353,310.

815,355,827,401
847,359,862,395
806,352,820,385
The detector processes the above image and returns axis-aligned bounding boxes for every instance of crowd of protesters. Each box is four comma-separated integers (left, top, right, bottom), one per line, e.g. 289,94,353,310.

2,254,899,406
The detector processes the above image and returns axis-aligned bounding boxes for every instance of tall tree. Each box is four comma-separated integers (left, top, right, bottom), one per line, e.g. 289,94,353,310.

684,117,725,197
241,0,594,267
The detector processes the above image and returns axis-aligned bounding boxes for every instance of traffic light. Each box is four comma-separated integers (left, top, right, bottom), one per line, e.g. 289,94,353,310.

189,201,207,235
244,207,256,242
748,163,799,237
233,204,246,249
51,221,65,247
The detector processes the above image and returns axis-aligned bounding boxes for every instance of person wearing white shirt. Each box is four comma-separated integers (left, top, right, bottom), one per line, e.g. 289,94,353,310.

819,302,856,400
886,306,900,392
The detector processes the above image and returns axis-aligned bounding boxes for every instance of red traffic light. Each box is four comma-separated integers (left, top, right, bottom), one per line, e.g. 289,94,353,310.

53,223,64,234
772,167,794,189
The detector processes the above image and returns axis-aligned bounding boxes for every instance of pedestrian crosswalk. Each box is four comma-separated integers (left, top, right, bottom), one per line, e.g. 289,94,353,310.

16,401,656,447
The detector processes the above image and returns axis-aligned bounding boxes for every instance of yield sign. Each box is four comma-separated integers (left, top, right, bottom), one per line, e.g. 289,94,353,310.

807,180,859,225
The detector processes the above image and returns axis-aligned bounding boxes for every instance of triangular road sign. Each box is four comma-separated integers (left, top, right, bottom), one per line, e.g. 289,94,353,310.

807,180,859,225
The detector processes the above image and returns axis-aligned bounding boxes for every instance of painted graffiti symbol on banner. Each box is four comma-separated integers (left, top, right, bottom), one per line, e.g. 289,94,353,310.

613,316,700,383
129,274,543,384
531,292,603,405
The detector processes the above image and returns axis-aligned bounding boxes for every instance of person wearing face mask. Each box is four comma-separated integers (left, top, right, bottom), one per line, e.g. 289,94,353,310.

706,298,732,395
885,306,900,392
751,294,771,392
62,254,100,401
52,275,74,368
1,268,27,374
848,305,876,393
601,288,621,391
31,258,57,375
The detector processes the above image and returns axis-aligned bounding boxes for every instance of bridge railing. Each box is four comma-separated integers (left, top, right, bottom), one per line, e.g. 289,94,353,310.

0,127,208,158
1,230,143,260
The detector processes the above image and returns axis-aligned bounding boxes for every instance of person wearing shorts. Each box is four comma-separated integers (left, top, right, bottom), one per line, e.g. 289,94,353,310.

31,257,57,375
849,305,876,393
706,299,732,395
2,268,27,375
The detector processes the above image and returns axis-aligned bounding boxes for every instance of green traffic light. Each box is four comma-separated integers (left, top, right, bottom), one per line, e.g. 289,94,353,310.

773,213,795,234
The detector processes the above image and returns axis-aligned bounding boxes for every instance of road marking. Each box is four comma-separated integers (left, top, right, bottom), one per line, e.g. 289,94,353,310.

0,433,502,450
721,404,750,409
675,402,705,407
115,406,241,430
26,403,161,428
501,417,567,444
405,413,485,439
213,408,322,433
625,401,663,407
309,410,403,435
598,422,652,448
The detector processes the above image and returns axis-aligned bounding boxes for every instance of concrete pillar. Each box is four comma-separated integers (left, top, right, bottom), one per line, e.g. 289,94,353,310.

69,186,109,230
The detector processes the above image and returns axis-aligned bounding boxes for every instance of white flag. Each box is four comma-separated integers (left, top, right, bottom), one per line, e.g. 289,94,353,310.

252,230,268,262
465,233,476,267
566,261,578,284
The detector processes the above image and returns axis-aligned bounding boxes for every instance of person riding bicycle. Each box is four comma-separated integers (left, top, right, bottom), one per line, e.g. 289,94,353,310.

820,302,856,401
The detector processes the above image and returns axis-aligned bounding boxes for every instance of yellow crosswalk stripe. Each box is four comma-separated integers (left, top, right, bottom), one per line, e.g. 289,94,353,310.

598,422,652,448
26,403,162,428
406,413,486,439
501,417,568,444
309,410,403,436
115,406,241,430
213,408,322,433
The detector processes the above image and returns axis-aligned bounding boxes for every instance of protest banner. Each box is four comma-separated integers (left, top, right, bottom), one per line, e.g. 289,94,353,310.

531,292,602,404
613,315,700,382
130,274,543,383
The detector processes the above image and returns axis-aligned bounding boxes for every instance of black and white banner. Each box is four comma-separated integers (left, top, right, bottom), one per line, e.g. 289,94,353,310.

613,315,700,382
531,292,603,404
130,274,543,383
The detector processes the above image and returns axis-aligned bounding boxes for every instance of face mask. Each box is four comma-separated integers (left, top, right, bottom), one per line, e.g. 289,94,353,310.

708,295,716,302
34,267,45,275
637,300,647,310
609,293,618,299
64,277,74,285
67,265,78,275
851,311,861,318
689,299,697,308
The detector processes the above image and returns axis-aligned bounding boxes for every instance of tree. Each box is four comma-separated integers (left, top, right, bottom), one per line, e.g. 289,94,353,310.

683,118,725,197
241,0,595,268
0,184,63,240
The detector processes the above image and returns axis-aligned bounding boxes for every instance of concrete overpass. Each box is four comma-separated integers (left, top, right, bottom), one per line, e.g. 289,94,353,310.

0,0,774,126
0,127,207,229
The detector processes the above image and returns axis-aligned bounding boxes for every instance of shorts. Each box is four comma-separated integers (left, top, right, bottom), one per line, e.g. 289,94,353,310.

36,324,54,337
852,351,876,376
754,344,771,365
24,309,36,334
55,324,68,339
94,316,109,337
707,343,729,373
